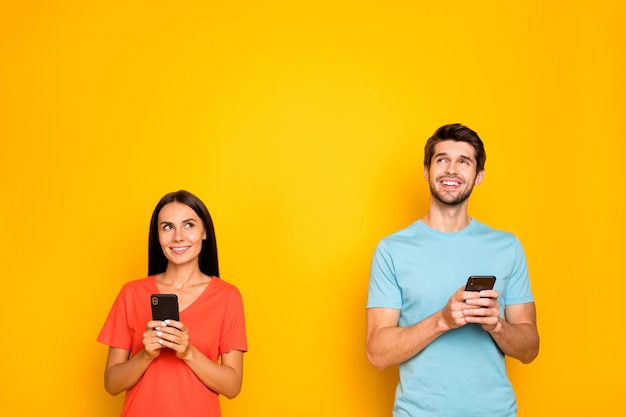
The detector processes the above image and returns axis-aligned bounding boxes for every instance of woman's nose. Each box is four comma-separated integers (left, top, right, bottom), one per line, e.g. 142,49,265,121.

173,228,184,240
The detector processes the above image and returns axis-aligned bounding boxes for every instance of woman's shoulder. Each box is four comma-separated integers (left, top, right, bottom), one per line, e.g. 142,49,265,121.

210,276,243,297
119,275,157,294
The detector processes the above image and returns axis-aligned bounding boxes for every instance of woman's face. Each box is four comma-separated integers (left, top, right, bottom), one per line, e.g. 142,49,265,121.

157,202,207,268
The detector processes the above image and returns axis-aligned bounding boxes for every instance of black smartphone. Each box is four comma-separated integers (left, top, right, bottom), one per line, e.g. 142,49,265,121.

150,294,180,321
465,275,496,292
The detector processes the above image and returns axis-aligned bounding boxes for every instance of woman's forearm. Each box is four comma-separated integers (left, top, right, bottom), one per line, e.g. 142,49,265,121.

182,347,244,399
104,348,154,395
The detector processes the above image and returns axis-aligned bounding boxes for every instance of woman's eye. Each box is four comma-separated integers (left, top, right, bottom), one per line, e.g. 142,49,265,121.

184,222,194,229
162,224,173,230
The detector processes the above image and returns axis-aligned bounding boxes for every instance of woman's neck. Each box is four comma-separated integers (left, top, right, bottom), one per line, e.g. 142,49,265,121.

158,264,206,291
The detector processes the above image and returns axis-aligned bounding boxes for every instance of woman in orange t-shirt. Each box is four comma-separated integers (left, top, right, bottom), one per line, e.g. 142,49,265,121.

98,190,247,417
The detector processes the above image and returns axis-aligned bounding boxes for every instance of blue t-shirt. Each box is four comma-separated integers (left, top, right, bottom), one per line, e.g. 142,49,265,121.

367,219,534,417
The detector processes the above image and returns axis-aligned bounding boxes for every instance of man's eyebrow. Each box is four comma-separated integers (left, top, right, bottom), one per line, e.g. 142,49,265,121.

433,152,473,161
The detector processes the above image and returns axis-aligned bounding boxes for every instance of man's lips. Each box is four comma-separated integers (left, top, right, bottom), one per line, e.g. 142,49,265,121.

439,177,462,187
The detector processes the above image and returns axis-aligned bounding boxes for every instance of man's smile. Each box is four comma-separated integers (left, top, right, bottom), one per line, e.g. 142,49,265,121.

439,177,463,188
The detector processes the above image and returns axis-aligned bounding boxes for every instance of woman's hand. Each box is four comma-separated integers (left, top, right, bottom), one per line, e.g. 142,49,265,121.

146,320,191,359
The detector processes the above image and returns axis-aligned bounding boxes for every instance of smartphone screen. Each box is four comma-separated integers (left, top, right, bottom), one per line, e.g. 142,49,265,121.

465,276,496,292
150,294,180,321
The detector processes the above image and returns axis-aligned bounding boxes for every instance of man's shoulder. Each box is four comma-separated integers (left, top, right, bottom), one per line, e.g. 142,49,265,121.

472,219,520,243
379,220,421,242
473,219,512,233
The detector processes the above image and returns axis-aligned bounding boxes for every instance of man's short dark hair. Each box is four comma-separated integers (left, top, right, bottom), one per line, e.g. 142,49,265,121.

423,123,486,173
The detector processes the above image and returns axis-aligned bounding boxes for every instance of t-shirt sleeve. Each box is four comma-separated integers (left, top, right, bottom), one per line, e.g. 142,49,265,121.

367,240,402,310
503,237,534,305
220,288,248,354
97,286,132,350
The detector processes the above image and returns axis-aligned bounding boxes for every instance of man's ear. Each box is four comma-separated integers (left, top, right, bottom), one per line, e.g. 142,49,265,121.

475,170,485,185
423,165,429,181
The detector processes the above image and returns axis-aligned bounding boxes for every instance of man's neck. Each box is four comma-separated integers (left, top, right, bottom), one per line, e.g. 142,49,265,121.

421,202,471,233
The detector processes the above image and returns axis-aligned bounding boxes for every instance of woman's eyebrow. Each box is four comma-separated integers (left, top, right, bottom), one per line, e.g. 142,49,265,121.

160,218,197,224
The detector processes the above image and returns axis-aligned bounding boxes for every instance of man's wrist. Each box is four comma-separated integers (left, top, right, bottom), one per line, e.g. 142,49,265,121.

489,318,504,334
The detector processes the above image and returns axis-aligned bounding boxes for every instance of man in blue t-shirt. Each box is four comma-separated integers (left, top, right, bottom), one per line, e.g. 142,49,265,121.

366,124,539,417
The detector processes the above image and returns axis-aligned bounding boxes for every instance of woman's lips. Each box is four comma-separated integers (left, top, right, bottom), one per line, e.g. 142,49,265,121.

170,246,190,254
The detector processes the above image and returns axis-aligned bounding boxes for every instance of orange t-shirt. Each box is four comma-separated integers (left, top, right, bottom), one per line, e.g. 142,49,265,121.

98,276,247,417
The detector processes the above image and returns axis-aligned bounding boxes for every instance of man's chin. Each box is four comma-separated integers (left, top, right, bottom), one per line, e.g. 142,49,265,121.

431,189,473,206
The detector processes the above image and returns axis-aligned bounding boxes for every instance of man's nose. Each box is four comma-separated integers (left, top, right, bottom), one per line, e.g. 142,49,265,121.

444,162,457,174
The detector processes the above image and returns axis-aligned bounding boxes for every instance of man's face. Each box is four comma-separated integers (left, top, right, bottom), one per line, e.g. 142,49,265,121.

424,140,485,206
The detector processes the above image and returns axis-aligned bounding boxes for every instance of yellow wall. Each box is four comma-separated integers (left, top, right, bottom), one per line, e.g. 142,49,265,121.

1,1,624,416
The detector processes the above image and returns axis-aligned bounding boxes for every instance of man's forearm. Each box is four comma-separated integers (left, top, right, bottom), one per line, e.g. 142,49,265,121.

489,319,539,364
366,311,449,370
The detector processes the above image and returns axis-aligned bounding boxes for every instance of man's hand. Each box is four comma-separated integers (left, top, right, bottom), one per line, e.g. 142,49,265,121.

440,286,486,330
462,289,501,332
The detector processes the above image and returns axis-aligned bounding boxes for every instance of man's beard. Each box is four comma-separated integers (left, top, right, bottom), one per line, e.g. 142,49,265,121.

429,178,475,206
